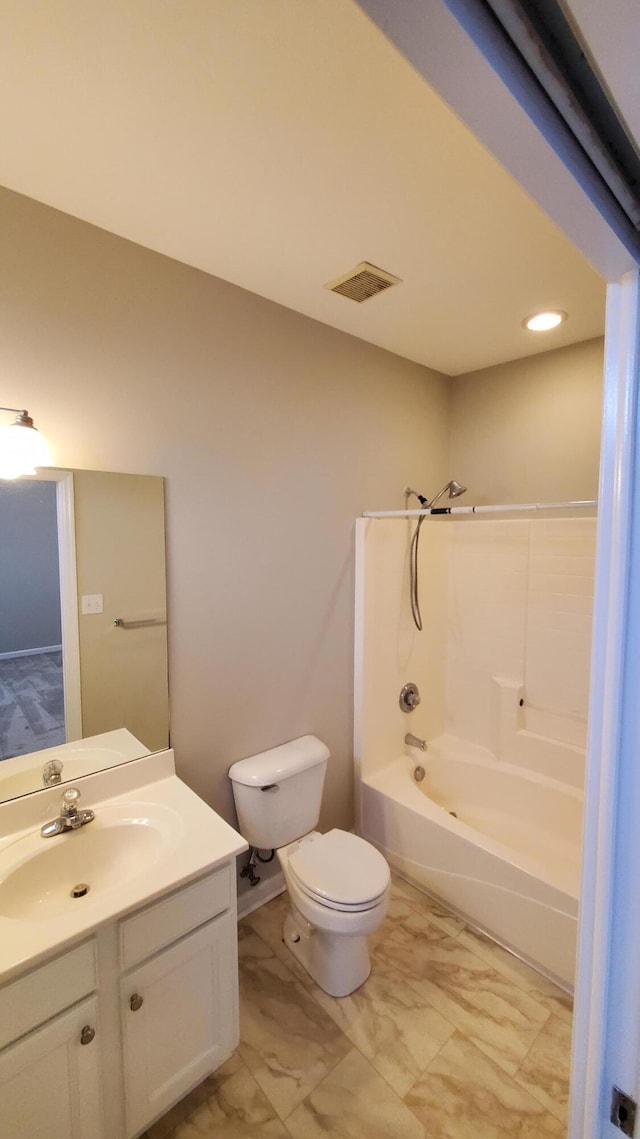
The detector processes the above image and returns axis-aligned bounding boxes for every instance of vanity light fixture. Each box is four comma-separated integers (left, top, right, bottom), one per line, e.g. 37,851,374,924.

0,407,52,479
522,310,568,332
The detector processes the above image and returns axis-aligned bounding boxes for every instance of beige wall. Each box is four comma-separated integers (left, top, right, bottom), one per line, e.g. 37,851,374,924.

74,470,169,751
0,186,605,837
450,338,604,504
0,187,451,831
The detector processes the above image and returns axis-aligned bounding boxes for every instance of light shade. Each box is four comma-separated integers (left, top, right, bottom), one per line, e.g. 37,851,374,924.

522,310,568,332
0,411,52,479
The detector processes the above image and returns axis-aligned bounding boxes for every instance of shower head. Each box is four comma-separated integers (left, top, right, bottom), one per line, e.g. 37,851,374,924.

429,480,467,508
447,480,467,499
405,479,468,510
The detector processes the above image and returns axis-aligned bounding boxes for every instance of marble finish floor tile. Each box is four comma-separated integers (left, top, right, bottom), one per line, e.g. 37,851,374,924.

142,1053,290,1139
311,959,455,1096
376,923,550,1076
456,926,573,1024
368,894,431,951
150,882,574,1139
238,931,350,1120
515,1015,572,1122
373,896,453,948
285,1047,426,1139
406,1031,566,1138
242,893,313,987
390,874,466,938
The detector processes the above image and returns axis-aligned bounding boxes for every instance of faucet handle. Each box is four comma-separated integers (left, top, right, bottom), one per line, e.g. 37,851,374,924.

399,683,421,712
42,759,63,787
61,787,81,815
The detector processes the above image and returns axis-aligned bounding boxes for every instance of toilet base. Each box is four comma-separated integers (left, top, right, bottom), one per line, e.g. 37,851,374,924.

283,904,371,997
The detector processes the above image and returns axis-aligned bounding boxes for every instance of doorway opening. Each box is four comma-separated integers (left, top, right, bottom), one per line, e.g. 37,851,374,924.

0,471,81,761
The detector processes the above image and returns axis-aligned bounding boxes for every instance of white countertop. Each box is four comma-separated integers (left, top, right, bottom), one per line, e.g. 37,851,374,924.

0,750,248,984
0,728,152,802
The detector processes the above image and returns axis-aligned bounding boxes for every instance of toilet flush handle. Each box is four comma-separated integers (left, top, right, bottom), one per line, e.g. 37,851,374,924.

261,784,279,792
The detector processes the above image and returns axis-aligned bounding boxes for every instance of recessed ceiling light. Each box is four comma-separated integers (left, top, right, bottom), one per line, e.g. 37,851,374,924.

522,310,568,332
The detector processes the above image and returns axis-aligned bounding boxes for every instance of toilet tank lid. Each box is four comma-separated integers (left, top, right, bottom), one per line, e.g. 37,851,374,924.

228,735,330,787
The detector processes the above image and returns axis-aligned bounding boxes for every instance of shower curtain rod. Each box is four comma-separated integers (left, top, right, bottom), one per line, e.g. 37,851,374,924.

362,499,597,518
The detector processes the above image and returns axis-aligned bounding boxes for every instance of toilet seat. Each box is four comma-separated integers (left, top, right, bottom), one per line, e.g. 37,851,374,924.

287,829,390,913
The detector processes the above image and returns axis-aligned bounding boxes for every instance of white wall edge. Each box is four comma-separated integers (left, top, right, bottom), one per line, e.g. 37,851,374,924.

55,472,83,741
569,271,640,1138
353,517,369,834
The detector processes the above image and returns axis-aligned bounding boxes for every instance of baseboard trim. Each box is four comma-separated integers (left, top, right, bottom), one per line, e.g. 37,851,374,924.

0,644,63,661
237,873,286,920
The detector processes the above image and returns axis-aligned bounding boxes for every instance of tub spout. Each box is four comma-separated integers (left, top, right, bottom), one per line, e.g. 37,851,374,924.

405,733,427,750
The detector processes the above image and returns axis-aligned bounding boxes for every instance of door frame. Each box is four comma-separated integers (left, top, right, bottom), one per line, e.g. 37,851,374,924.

53,470,82,741
569,271,640,1136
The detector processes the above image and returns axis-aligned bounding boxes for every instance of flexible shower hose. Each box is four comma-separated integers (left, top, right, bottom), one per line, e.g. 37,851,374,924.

409,514,424,631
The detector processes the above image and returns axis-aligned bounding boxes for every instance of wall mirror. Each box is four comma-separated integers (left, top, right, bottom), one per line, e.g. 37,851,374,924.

0,467,169,802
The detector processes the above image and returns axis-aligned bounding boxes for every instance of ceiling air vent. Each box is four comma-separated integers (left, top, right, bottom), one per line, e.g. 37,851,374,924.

324,261,402,303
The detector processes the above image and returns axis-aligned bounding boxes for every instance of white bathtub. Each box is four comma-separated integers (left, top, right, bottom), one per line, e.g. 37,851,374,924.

360,735,583,988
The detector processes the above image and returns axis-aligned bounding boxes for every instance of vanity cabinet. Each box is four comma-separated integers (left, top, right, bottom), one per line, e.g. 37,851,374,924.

0,862,239,1139
0,995,104,1138
119,859,237,1136
122,913,236,1136
0,938,102,1136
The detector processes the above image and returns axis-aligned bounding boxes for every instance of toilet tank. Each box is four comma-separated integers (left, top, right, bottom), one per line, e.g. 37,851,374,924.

228,735,330,849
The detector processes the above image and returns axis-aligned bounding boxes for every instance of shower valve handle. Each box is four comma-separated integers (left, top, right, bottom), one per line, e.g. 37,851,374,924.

399,683,421,712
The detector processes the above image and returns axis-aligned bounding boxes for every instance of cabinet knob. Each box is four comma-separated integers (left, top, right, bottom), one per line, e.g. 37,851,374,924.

80,1025,95,1045
129,993,144,1012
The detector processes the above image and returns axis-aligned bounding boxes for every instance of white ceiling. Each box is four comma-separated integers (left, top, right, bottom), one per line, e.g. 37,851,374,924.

0,0,606,375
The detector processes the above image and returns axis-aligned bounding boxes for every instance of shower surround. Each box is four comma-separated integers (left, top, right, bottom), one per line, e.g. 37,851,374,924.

354,512,596,987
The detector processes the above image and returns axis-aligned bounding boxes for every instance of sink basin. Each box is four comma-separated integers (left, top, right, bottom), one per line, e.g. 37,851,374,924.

0,801,183,921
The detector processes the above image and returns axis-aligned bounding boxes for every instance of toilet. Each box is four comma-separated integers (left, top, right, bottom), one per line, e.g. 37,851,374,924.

229,735,390,997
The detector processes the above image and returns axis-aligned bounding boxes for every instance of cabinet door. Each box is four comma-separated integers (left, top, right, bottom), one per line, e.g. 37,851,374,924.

122,911,237,1137
0,995,104,1138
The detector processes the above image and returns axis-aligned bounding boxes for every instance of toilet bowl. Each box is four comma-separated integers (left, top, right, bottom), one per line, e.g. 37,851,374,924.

277,830,390,996
228,734,390,997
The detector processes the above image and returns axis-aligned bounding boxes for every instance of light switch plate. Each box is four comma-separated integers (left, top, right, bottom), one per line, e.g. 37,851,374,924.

81,594,103,615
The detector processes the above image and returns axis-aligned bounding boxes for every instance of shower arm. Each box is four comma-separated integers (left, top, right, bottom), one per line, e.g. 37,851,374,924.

425,482,454,510
405,482,459,510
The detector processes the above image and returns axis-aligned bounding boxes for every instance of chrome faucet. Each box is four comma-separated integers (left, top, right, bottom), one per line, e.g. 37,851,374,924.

405,732,427,751
41,788,95,838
